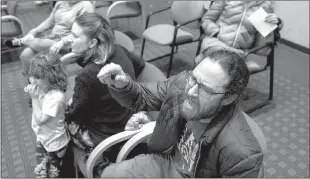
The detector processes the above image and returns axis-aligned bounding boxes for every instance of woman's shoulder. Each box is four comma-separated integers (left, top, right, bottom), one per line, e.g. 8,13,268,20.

109,45,136,72
76,63,101,79
109,45,132,64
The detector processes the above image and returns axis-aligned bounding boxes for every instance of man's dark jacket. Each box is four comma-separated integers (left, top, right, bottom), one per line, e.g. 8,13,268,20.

109,71,263,178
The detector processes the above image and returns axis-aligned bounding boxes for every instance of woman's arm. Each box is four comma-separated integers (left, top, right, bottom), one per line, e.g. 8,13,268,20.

30,1,61,36
201,1,226,37
66,73,97,124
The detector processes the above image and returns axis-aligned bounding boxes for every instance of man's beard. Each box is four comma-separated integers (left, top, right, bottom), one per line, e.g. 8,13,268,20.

179,90,221,121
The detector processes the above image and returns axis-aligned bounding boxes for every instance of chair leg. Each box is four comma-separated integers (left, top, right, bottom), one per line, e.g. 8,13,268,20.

74,163,79,178
167,46,175,77
196,40,202,56
245,48,275,114
140,38,146,57
268,49,274,101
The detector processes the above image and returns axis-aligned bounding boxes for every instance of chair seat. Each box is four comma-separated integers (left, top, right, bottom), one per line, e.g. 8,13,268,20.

114,30,134,52
109,2,142,19
143,24,194,46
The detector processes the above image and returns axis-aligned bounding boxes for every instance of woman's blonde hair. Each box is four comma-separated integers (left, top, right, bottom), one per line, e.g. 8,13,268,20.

75,13,116,65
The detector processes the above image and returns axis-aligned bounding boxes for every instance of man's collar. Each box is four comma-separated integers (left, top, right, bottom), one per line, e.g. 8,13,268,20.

201,104,236,143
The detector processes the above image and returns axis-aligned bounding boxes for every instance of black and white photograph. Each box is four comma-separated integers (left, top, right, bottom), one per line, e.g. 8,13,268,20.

1,0,309,178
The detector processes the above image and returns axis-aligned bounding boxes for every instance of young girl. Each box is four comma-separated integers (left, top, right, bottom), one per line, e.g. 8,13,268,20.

24,53,69,178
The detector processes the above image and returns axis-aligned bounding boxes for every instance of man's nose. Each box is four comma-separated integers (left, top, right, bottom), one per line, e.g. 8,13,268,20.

187,84,199,97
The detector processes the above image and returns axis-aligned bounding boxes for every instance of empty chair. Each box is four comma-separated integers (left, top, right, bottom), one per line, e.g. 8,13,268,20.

140,1,206,77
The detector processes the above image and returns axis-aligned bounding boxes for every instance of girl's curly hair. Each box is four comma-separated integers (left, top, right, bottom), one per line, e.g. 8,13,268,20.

27,52,68,92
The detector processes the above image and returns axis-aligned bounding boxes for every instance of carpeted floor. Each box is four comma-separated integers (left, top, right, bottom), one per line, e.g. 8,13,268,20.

1,1,309,178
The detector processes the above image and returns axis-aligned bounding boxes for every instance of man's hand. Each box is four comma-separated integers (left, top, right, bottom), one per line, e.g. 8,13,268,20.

97,63,130,89
50,40,64,54
24,84,40,99
125,111,151,131
265,13,279,24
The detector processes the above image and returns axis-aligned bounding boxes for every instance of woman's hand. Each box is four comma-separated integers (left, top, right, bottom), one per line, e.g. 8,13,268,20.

97,63,130,89
125,111,151,131
265,13,279,24
50,40,65,54
20,33,35,45
24,84,40,99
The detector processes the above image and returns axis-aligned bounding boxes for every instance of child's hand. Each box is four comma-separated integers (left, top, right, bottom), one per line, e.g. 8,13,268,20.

24,84,40,99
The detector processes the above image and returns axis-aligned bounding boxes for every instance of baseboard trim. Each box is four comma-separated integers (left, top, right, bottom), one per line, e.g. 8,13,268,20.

279,38,310,55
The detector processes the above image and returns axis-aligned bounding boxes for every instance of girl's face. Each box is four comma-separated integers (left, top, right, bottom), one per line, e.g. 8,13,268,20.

29,76,49,94
70,22,92,54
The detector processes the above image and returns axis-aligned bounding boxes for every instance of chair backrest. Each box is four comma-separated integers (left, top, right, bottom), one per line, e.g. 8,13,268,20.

242,112,267,152
136,62,167,83
171,1,206,29
137,63,167,120
92,1,112,8
114,30,134,52
107,1,142,22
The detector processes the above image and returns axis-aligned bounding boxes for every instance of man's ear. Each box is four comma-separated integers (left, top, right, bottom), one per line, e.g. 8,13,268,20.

221,94,237,106
89,39,98,49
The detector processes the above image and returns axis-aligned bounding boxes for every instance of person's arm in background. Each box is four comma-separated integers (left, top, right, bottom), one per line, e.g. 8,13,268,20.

201,1,226,37
29,1,61,36
253,1,282,56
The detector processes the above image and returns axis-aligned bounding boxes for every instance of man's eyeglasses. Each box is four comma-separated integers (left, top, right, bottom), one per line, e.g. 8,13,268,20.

186,71,228,99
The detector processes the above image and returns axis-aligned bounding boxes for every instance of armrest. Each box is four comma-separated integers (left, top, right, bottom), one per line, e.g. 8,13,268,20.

1,15,25,36
116,121,156,162
85,130,142,178
244,42,273,57
176,16,201,29
60,52,81,65
145,6,171,30
171,16,202,44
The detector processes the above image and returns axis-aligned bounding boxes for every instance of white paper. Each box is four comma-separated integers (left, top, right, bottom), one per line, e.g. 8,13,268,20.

248,7,278,37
